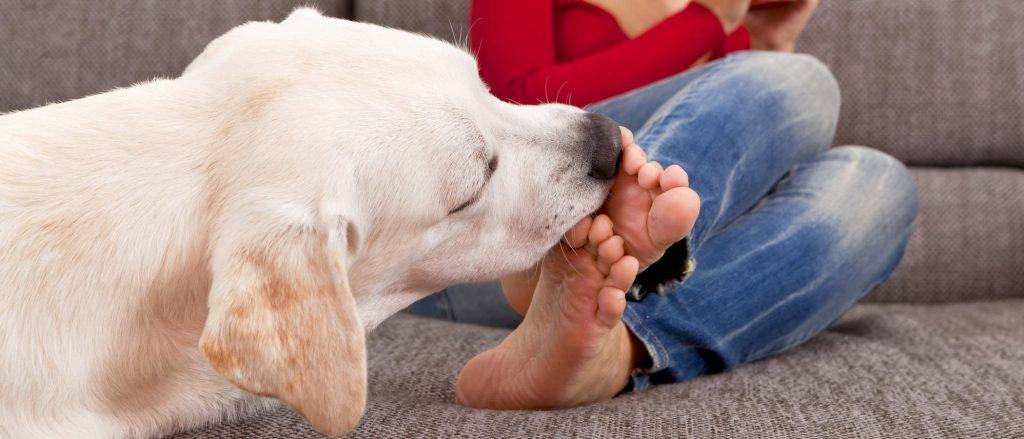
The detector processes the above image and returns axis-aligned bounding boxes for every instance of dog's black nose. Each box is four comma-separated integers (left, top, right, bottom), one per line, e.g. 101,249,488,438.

581,113,622,180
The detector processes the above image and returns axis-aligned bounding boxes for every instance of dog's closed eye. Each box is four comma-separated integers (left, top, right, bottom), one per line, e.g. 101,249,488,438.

448,155,497,215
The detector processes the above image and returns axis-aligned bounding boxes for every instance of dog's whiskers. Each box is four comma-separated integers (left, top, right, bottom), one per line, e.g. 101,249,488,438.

448,19,477,51
554,82,568,105
543,76,551,104
530,258,542,283
561,230,581,259
557,240,582,277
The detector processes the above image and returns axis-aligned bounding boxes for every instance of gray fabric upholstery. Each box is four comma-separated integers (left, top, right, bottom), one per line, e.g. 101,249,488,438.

0,0,350,113
354,0,469,44
870,167,1024,302
172,307,1024,438
800,0,1024,168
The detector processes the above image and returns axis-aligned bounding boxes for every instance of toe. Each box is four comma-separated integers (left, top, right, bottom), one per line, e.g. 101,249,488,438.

596,287,626,328
619,126,635,147
605,255,639,292
564,216,592,249
660,165,689,190
586,214,614,253
648,187,701,248
638,161,663,190
597,235,625,275
622,144,646,176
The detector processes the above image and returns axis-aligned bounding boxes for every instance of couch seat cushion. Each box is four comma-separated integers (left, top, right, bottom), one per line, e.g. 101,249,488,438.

172,300,1024,438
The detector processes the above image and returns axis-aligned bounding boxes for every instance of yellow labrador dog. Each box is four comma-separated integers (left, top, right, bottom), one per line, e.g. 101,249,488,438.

0,8,621,438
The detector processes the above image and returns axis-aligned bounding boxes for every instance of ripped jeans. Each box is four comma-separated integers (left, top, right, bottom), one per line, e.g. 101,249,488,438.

406,51,918,390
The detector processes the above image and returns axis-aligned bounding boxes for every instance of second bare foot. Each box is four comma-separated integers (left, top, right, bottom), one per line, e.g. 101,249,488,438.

456,215,640,409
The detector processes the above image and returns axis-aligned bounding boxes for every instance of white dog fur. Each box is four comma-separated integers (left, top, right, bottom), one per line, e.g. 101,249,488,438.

0,9,620,438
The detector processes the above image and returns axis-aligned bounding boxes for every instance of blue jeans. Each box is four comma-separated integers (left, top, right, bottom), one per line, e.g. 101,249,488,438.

407,51,918,390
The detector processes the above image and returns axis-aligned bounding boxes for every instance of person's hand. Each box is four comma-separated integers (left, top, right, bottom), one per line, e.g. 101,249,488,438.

694,0,752,33
744,0,819,52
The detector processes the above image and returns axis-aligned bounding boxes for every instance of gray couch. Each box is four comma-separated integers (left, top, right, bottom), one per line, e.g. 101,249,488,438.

2,1,1021,437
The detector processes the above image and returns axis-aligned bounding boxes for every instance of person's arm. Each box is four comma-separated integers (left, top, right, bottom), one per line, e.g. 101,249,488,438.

743,0,818,52
471,0,731,107
712,25,751,59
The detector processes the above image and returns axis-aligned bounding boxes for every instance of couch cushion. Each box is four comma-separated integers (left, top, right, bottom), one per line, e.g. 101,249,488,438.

0,0,350,113
870,167,1024,302
355,0,1024,168
800,0,1024,167
171,303,1024,438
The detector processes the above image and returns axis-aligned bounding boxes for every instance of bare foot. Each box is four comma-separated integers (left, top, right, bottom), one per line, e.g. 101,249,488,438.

464,128,701,409
456,216,640,409
501,127,700,315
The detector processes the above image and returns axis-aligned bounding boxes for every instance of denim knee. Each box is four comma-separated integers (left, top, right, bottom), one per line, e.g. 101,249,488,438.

728,51,840,111
726,51,841,154
808,146,919,246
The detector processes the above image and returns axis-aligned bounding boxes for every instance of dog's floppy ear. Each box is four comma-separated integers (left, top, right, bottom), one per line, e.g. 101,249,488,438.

199,219,365,437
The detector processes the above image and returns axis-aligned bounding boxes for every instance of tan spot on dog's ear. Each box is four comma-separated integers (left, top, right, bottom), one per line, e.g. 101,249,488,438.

200,224,366,436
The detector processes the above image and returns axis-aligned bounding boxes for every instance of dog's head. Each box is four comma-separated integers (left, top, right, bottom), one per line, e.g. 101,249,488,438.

191,9,621,435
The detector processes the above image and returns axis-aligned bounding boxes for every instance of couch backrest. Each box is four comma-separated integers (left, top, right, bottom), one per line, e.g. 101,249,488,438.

798,0,1024,168
6,0,1019,169
0,0,350,113
354,0,1024,168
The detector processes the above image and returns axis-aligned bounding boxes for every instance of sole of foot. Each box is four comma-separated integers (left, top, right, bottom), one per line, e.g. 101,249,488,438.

501,127,700,315
456,215,640,409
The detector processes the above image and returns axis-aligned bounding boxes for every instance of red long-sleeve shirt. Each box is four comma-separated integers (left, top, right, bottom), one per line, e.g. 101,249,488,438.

470,0,750,107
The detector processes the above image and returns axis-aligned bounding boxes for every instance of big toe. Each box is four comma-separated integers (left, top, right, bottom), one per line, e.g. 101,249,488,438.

648,187,700,248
